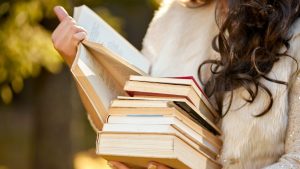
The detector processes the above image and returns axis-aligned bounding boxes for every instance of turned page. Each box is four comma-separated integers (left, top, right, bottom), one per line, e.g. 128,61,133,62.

73,5,151,74
71,44,122,130
71,5,152,130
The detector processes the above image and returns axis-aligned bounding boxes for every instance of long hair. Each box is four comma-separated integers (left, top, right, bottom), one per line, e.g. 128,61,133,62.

197,0,300,117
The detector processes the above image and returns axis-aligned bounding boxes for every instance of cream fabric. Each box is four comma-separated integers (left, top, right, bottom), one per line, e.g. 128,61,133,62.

141,0,300,168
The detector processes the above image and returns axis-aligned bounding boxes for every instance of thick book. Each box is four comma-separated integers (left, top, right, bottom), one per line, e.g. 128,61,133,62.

102,123,217,159
107,114,222,150
109,100,222,148
110,97,221,135
127,75,219,120
97,133,221,169
124,80,216,122
105,116,220,159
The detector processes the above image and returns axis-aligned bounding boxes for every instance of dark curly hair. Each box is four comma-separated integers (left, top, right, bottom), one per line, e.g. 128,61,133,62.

198,0,300,117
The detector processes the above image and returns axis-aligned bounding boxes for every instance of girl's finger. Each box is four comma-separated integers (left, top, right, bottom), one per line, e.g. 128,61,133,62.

54,6,69,22
72,25,87,33
73,31,87,42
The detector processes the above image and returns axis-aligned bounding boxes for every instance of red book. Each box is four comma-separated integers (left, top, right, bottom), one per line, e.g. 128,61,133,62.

172,76,208,99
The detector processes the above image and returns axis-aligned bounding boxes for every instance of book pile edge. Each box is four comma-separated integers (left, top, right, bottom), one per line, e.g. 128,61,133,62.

97,75,222,169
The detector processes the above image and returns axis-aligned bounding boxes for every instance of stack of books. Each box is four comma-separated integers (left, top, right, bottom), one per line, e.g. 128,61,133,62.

71,5,222,169
99,75,222,169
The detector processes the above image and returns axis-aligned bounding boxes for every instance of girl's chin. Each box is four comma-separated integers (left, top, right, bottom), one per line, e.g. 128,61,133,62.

177,0,207,8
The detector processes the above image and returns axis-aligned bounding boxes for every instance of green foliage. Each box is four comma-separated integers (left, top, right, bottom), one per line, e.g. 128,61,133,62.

94,7,125,35
0,0,63,104
0,0,159,104
149,0,161,9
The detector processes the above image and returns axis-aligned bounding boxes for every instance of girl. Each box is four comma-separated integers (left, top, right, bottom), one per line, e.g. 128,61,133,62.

52,0,300,168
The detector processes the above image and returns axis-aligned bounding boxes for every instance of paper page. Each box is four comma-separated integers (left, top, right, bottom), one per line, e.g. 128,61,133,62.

73,5,151,74
72,44,123,122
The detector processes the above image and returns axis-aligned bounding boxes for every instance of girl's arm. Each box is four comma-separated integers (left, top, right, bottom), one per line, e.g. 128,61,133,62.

263,72,300,169
263,23,300,169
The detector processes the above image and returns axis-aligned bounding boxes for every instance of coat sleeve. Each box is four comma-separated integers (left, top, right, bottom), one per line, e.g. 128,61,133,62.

263,20,300,169
263,73,300,168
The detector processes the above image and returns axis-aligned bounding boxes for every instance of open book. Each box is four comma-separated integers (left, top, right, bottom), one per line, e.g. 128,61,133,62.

71,5,215,131
72,5,152,130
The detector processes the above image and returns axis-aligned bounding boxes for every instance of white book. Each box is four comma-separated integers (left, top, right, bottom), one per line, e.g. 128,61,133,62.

97,133,221,169
106,115,220,155
103,122,218,159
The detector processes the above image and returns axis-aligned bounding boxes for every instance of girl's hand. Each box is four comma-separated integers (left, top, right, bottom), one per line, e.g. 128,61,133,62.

51,6,87,67
107,161,172,169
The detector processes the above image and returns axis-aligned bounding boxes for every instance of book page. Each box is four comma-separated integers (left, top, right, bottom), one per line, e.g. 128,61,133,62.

82,40,148,87
71,44,125,128
73,5,151,74
78,45,121,104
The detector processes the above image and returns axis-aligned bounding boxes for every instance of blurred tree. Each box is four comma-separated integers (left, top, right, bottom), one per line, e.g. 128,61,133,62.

0,0,154,104
0,0,63,104
0,1,159,169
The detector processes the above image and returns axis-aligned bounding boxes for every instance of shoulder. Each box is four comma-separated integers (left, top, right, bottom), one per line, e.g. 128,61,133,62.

146,0,216,30
143,0,217,43
141,0,217,61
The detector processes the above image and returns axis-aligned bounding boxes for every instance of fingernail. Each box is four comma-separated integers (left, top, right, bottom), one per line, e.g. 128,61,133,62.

74,32,87,40
54,6,63,13
54,6,59,11
107,162,117,169
148,164,157,169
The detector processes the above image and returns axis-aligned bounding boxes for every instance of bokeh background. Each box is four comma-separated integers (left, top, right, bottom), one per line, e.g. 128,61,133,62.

0,0,159,169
